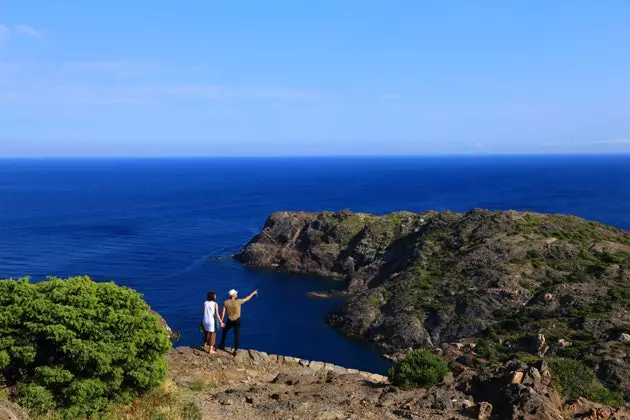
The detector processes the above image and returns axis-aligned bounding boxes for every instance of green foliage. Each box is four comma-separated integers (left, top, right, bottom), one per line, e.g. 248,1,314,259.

588,385,624,407
0,276,172,418
15,384,56,416
474,340,499,361
548,358,595,400
514,352,538,364
598,252,630,264
388,349,450,388
546,357,621,405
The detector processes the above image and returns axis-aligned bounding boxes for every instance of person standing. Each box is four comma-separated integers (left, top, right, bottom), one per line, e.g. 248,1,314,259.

202,291,224,354
219,288,258,356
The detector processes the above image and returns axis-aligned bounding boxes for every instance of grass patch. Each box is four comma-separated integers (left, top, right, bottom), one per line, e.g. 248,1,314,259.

183,377,216,393
112,380,206,420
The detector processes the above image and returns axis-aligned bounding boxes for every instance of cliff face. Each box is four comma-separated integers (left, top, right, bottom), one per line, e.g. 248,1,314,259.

236,209,630,397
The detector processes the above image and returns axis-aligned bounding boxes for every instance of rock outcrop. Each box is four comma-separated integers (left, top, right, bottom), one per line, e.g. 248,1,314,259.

236,209,630,399
150,309,181,341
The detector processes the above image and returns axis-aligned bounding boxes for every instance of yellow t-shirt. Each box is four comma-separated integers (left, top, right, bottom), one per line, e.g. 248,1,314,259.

224,299,243,321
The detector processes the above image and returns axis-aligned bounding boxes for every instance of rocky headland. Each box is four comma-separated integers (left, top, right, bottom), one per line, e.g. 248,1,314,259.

235,209,630,400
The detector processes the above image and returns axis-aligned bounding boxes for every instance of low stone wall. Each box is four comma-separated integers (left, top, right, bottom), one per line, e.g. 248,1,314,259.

172,346,389,384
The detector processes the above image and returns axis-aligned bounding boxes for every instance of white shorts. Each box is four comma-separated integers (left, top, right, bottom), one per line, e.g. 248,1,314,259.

203,318,216,333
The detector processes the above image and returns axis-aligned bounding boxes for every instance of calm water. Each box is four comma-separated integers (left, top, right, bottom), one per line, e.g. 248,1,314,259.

1,156,629,373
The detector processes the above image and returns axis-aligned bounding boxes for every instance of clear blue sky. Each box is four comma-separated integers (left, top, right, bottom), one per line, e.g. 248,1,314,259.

1,1,629,156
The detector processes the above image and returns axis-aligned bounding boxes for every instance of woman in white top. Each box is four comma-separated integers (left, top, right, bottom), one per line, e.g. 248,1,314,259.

202,291,224,353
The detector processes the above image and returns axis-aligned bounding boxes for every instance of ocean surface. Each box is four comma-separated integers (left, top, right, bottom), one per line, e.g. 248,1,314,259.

1,156,629,374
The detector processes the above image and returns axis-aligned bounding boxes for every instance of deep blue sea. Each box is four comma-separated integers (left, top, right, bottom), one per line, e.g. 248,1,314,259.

1,156,629,374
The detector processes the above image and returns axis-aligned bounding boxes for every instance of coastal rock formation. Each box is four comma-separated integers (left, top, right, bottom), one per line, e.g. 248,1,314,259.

236,209,630,398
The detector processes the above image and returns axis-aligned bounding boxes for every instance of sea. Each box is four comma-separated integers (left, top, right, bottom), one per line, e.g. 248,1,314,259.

1,156,629,374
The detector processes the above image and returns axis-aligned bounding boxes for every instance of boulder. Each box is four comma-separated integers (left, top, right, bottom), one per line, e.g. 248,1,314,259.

0,399,30,420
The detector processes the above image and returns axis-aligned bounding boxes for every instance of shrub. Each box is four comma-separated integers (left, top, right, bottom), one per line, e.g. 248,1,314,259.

588,385,624,407
547,357,622,405
548,357,596,400
474,340,498,360
14,384,55,416
0,276,172,418
388,349,450,388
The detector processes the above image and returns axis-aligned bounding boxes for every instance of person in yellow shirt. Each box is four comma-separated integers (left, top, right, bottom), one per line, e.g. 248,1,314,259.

218,288,258,356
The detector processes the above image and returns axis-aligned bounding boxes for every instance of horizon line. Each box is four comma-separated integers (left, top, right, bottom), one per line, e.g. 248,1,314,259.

1,152,630,159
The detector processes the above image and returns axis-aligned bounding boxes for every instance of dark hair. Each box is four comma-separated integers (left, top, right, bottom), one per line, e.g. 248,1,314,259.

206,291,216,302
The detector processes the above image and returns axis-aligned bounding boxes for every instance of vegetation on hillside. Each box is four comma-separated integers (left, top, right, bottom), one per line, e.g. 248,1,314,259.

388,349,450,388
548,358,624,407
0,276,172,418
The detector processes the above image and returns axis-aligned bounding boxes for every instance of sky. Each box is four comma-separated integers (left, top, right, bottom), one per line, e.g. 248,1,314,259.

1,1,630,157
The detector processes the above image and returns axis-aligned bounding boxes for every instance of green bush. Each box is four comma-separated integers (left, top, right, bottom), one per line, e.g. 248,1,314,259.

548,357,596,400
388,349,450,388
547,357,622,406
588,385,624,407
0,276,172,418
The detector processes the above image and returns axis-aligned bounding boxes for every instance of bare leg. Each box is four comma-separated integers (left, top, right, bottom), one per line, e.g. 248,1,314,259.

209,332,216,353
204,331,212,353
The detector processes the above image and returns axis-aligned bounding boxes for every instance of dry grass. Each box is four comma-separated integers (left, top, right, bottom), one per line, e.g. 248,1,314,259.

111,378,207,420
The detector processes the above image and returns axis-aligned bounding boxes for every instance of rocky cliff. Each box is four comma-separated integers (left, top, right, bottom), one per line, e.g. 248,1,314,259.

236,209,630,399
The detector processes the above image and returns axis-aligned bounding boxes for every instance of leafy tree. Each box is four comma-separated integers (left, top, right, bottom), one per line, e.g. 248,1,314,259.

388,349,450,388
0,276,172,418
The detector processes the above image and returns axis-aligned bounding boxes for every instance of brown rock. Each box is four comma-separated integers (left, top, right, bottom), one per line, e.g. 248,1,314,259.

443,372,455,388
0,399,31,420
558,338,572,347
309,361,325,371
564,397,617,420
476,401,492,420
511,371,524,384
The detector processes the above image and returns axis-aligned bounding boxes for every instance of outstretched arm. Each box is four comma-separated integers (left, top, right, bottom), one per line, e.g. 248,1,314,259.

241,290,258,303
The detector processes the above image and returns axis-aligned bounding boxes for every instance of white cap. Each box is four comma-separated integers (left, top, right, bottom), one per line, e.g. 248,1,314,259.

228,289,238,297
